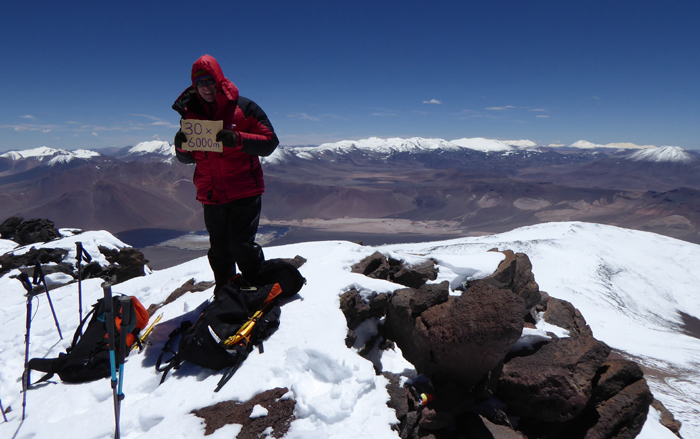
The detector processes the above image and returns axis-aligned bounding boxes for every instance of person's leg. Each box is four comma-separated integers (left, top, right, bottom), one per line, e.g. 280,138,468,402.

203,204,236,292
226,196,265,279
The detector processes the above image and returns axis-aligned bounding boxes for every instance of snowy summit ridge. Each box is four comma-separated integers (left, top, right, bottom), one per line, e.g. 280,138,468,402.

0,221,697,438
265,137,537,164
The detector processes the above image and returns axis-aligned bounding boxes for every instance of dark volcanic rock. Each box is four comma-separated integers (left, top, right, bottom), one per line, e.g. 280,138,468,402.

14,218,61,245
0,216,24,239
0,247,69,276
351,252,437,288
191,387,295,438
408,281,450,316
542,297,594,338
651,399,682,437
99,246,149,284
383,372,410,425
339,288,372,329
583,379,652,439
147,278,215,316
498,336,612,423
385,282,525,386
392,259,438,288
473,250,541,311
351,251,392,279
573,354,654,439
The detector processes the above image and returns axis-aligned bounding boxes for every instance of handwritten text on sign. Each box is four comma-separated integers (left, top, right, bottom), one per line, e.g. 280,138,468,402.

180,119,224,152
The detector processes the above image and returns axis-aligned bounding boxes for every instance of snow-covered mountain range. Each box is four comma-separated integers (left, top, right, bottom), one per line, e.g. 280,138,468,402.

0,138,695,169
1,137,699,249
0,221,697,438
0,146,102,166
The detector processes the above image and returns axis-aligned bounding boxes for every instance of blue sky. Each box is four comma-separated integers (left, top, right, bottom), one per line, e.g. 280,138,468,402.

1,0,698,152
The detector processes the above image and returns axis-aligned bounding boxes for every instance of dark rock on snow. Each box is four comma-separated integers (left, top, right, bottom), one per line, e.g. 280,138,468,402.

498,336,612,423
385,281,525,387
351,251,438,288
0,247,69,276
191,387,295,439
0,217,61,245
0,217,149,285
342,250,675,439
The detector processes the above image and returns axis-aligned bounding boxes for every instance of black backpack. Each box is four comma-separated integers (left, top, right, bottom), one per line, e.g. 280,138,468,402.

156,282,283,391
155,257,306,391
27,295,149,383
247,258,307,300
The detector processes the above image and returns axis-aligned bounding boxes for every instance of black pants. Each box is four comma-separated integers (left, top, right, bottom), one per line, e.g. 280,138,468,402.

203,195,264,290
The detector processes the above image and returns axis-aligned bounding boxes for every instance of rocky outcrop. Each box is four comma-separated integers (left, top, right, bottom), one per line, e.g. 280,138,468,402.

351,251,438,288
0,218,149,285
385,281,525,386
0,247,69,276
97,246,149,284
541,296,594,338
342,250,671,439
0,217,61,245
498,336,612,423
473,250,541,311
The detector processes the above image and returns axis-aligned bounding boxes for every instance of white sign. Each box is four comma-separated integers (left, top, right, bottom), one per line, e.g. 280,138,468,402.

180,119,224,153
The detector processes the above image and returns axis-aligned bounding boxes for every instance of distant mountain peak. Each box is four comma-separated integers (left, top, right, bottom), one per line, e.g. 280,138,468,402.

627,145,695,164
126,140,174,157
0,146,101,165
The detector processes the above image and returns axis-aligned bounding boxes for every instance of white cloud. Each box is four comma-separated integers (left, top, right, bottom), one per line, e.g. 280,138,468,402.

20,115,36,119
485,106,515,111
529,109,547,112
423,99,442,104
287,112,320,121
92,132,99,137
536,115,550,118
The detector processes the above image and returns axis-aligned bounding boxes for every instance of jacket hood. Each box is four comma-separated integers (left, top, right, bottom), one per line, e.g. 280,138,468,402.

191,54,239,102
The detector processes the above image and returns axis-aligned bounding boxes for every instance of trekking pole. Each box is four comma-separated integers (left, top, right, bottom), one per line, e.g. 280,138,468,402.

75,242,92,328
116,296,132,432
32,262,63,340
0,397,8,422
102,280,120,439
17,272,34,421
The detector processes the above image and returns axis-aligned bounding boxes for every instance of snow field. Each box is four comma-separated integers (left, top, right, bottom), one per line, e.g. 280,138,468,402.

1,222,698,438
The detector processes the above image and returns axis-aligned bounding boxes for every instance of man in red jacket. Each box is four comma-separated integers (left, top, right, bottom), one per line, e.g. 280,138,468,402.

173,54,279,293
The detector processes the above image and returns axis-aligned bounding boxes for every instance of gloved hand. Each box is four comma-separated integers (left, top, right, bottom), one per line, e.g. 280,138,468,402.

216,130,237,148
174,131,187,149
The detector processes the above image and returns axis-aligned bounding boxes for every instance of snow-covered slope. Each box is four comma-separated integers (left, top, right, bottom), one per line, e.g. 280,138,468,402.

0,222,697,438
451,137,516,152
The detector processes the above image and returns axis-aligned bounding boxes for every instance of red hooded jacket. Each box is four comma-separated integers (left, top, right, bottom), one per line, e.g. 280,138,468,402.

173,55,279,204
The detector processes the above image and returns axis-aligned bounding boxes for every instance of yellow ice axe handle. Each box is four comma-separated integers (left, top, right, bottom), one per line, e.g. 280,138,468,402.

223,283,283,347
224,308,263,347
